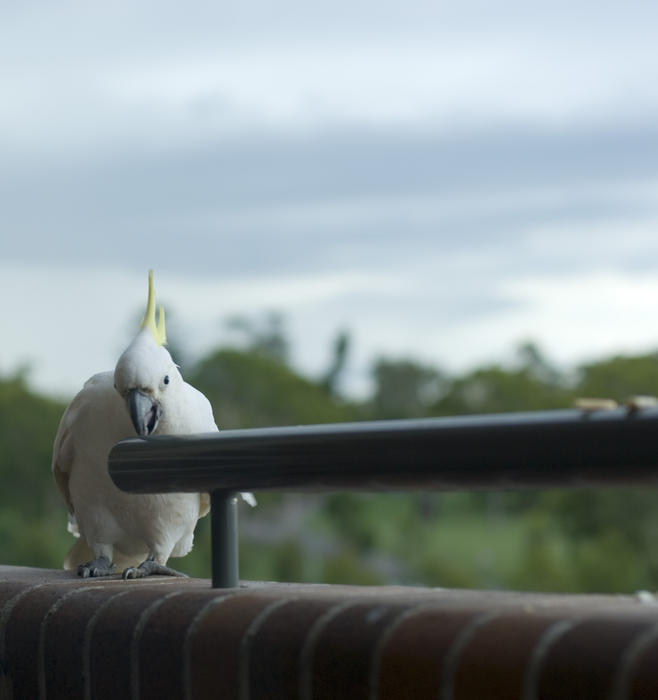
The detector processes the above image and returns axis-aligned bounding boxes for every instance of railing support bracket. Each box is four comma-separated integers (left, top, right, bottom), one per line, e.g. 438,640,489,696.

210,490,239,588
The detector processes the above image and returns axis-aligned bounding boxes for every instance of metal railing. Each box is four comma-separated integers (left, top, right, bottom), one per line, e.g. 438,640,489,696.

108,407,658,587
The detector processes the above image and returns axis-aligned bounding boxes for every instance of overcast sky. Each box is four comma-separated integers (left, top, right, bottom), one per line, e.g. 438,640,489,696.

3,1,658,399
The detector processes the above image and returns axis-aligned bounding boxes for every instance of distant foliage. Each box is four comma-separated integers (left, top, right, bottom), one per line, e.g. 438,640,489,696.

321,330,351,396
371,358,444,418
577,353,658,399
3,337,658,592
223,312,290,365
0,375,71,567
187,348,358,429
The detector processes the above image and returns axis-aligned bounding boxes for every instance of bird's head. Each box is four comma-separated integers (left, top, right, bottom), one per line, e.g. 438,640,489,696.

114,271,181,437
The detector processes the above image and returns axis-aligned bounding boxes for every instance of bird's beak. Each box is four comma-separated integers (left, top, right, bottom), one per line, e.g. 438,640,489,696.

129,389,162,437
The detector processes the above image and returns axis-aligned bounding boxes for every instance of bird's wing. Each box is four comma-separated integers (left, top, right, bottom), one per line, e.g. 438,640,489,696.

51,371,117,515
52,427,74,514
179,382,218,519
180,382,219,432
199,493,211,518
52,389,85,514
182,384,257,512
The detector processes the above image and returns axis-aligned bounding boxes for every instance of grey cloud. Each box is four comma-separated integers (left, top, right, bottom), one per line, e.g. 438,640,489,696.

3,2,657,58
3,124,658,280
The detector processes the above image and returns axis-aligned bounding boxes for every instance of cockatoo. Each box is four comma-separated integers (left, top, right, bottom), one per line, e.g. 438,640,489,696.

52,271,223,578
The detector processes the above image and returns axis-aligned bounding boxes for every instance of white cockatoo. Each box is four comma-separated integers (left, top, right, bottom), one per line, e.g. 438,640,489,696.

52,271,227,578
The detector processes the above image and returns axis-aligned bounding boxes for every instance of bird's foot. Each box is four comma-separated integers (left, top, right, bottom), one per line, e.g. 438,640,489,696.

78,555,116,578
122,557,189,580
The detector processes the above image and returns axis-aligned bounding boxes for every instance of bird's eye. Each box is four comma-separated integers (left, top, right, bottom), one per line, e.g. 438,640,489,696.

164,375,170,385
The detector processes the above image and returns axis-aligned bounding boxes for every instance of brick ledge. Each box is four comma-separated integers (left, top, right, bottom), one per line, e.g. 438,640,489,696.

1,565,657,699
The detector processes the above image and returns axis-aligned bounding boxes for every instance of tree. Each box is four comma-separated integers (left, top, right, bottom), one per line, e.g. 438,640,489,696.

322,330,351,396
188,348,357,429
371,358,445,419
223,312,290,364
0,373,72,568
5,333,658,593
577,353,658,400
516,341,562,385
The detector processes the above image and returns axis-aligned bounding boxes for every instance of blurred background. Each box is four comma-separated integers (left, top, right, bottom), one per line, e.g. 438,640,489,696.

3,1,658,591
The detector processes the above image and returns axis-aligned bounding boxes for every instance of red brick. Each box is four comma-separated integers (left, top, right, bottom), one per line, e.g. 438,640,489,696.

452,612,575,700
186,591,292,699
87,586,185,700
136,588,237,700
376,606,487,699
621,631,658,699
42,586,121,700
537,618,657,700
306,599,416,699
245,598,339,698
3,583,78,699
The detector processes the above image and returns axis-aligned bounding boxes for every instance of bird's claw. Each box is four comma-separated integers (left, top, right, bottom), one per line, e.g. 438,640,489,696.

122,567,141,580
77,556,116,578
122,558,188,580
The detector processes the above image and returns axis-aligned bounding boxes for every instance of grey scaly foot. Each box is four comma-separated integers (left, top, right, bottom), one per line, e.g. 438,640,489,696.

122,557,189,580
78,555,116,578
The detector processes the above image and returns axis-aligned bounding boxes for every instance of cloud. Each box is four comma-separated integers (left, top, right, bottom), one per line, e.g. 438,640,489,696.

3,1,658,158
3,125,658,283
4,2,658,398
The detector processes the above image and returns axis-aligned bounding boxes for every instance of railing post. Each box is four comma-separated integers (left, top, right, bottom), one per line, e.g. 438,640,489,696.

210,490,239,588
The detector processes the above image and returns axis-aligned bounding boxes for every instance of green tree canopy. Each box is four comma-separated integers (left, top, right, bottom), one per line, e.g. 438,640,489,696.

187,348,357,429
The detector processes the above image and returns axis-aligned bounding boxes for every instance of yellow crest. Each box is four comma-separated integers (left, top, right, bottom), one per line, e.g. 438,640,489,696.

140,270,167,346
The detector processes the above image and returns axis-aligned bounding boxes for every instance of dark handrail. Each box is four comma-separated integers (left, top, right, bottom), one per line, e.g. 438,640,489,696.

107,408,658,587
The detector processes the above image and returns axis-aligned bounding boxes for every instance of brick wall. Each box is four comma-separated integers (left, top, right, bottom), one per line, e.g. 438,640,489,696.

1,565,657,699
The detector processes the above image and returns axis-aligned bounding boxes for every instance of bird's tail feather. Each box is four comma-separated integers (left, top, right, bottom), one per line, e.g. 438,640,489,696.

63,538,143,571
63,537,94,570
241,492,257,507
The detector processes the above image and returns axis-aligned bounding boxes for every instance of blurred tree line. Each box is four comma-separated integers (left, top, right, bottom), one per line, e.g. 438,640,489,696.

3,316,658,593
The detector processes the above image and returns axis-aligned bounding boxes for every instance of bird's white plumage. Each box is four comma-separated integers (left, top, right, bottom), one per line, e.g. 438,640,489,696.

52,327,213,571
